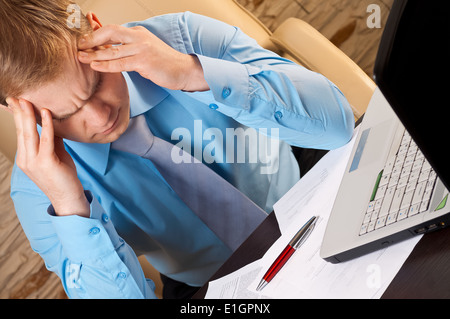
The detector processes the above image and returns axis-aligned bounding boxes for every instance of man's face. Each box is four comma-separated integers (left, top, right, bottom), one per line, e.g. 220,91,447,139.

20,47,130,144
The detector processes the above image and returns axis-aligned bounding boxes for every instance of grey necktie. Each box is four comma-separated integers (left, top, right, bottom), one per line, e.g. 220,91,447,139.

112,115,267,251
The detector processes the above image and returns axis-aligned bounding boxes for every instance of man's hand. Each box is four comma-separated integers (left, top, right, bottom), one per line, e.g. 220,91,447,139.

77,25,210,92
7,98,90,217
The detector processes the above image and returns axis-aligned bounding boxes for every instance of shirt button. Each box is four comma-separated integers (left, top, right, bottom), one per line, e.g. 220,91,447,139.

102,214,109,223
118,272,127,279
209,103,219,110
89,227,100,235
274,111,283,120
222,87,231,99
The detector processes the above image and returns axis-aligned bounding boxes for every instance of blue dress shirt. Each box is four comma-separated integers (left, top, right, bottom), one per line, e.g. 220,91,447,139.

10,12,354,298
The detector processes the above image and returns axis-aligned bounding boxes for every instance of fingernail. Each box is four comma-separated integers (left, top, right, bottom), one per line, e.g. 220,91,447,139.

78,51,88,57
91,61,101,66
41,109,48,120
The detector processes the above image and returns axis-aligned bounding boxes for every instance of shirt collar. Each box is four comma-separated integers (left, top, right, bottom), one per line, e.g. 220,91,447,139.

63,72,169,175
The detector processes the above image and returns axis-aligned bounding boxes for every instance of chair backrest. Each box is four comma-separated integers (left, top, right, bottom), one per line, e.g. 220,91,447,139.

271,18,376,119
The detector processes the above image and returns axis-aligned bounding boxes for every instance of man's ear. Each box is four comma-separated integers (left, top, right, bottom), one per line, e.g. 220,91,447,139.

85,12,102,31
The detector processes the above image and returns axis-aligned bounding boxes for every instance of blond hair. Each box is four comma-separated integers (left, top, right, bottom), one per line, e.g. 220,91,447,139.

0,0,91,105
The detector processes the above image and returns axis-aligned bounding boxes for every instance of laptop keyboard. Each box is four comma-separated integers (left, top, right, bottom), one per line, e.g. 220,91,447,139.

360,130,437,236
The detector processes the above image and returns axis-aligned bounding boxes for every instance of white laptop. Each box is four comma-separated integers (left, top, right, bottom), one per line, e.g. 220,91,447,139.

320,0,450,263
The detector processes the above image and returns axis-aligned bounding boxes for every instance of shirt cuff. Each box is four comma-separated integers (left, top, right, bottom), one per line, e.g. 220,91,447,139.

196,54,250,110
48,191,123,262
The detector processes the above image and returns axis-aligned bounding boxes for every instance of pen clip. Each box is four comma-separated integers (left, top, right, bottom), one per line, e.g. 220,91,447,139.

292,217,317,250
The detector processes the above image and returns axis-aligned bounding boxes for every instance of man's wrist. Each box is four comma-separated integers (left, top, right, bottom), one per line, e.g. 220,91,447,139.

51,191,91,218
181,54,210,92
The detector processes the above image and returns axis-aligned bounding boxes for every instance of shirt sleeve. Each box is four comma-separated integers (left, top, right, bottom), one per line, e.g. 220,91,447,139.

10,172,157,299
177,12,355,150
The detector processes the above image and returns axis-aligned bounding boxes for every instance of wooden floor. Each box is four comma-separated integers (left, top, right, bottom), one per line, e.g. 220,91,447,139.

1,0,392,299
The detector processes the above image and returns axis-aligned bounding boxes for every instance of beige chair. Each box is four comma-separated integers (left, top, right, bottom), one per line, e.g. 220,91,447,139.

0,0,376,298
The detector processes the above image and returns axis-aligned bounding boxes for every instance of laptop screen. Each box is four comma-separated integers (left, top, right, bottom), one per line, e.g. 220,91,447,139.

374,0,450,190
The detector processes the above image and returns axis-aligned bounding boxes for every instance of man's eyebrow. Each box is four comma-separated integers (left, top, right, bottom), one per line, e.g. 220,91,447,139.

52,71,100,120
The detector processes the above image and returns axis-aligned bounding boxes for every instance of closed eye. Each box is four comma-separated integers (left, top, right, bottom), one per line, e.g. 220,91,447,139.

56,115,71,123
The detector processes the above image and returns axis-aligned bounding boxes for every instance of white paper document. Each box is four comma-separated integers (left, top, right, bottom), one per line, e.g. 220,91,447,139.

205,128,422,299
204,261,270,299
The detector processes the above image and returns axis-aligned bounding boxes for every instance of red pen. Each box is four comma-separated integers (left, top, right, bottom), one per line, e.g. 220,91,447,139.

256,216,317,291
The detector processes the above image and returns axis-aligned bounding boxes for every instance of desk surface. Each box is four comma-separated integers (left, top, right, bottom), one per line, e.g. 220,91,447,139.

195,212,450,299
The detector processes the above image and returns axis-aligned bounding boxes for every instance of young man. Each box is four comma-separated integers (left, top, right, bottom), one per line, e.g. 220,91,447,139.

0,0,354,298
